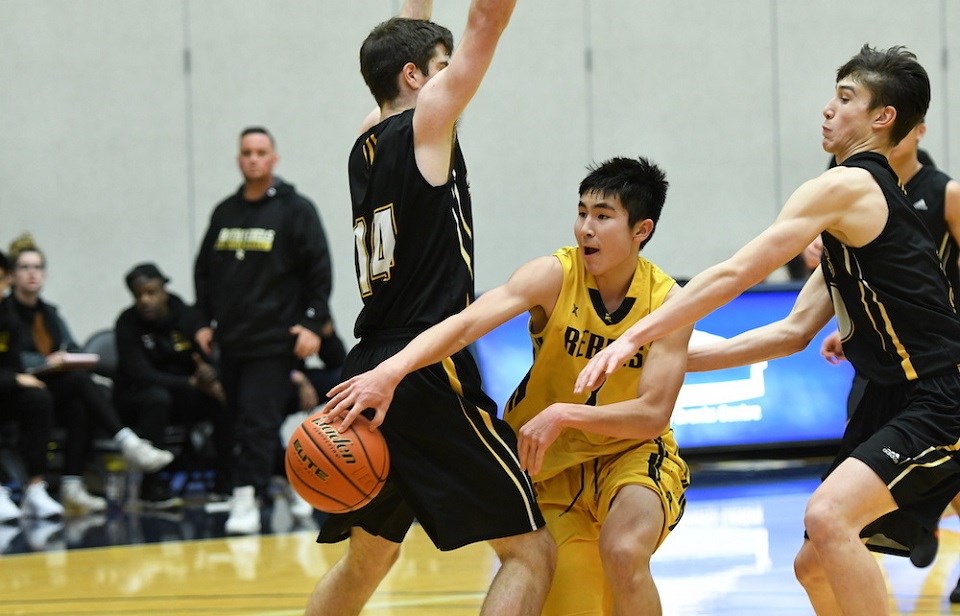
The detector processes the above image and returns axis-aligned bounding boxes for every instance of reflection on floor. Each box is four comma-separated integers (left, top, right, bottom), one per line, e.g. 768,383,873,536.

2,462,960,615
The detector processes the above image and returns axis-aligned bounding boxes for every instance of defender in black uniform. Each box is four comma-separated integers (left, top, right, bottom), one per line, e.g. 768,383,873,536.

897,130,960,293
306,2,555,615
575,45,960,616
817,120,960,573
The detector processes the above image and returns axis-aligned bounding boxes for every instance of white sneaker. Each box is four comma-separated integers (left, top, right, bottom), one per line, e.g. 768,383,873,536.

225,485,260,535
121,436,175,473
0,487,21,523
61,481,108,515
21,481,65,519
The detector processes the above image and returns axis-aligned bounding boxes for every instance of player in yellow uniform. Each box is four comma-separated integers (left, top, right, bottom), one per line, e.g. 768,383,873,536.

323,156,692,615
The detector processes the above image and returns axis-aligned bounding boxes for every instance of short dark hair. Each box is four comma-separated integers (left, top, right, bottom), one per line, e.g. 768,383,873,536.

360,17,454,106
836,44,930,145
0,249,8,274
579,156,669,250
240,126,275,147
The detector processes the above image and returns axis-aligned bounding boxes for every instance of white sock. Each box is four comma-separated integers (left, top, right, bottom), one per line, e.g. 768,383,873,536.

61,476,82,489
114,427,138,446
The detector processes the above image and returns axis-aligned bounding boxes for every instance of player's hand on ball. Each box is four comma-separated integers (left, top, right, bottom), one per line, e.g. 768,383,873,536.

323,370,400,431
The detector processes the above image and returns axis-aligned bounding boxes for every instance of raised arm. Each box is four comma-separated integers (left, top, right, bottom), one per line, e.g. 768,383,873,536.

323,255,562,430
413,0,516,184
399,0,432,19
686,267,835,372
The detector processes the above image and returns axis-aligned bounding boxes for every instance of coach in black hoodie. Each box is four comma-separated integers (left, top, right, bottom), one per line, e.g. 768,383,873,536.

194,126,333,534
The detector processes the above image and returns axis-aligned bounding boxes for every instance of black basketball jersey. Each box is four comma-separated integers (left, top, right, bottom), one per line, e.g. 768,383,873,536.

820,151,960,384
348,109,475,338
905,165,959,293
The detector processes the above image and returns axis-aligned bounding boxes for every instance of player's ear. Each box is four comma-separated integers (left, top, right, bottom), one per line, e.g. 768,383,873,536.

400,62,422,90
873,105,897,132
634,219,654,242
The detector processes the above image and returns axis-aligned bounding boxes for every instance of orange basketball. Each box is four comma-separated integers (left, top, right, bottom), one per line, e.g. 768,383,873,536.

285,411,390,514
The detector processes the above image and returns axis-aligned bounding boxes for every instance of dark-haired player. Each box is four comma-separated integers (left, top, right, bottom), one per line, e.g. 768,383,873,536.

576,45,960,616
305,2,556,615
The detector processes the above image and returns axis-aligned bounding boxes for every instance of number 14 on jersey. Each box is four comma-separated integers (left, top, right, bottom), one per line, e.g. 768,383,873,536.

354,205,397,296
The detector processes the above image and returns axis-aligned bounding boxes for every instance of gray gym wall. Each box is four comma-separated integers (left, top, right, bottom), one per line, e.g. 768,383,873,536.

1,0,957,345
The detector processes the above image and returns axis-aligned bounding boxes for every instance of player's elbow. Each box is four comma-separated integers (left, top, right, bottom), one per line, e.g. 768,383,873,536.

633,401,673,439
777,322,816,356
648,414,672,438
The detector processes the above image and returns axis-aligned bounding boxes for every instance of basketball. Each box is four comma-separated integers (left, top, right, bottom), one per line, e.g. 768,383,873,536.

284,411,390,514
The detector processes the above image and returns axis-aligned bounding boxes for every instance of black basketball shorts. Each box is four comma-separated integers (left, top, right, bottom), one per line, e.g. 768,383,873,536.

317,335,545,551
825,369,960,554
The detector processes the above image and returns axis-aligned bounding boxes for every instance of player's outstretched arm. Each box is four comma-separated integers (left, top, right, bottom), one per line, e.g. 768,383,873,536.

323,256,562,431
686,268,835,373
574,170,858,394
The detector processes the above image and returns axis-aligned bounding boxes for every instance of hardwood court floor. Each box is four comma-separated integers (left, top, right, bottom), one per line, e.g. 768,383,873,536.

2,462,960,615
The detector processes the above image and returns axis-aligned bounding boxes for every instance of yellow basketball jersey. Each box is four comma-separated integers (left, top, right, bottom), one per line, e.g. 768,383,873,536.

504,246,676,481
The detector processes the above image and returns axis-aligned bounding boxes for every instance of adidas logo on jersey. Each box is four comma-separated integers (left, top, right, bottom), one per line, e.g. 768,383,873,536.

882,447,901,463
913,198,928,211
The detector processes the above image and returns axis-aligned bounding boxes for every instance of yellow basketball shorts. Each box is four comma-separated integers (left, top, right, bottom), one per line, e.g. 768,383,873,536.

536,433,690,615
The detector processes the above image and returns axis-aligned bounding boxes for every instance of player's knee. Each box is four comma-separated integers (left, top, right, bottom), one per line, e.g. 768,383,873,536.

599,536,653,585
492,528,556,572
793,542,826,589
346,537,401,577
802,496,843,544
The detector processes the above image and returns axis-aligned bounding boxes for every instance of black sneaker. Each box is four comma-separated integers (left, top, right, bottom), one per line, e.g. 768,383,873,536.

950,573,960,603
909,528,938,568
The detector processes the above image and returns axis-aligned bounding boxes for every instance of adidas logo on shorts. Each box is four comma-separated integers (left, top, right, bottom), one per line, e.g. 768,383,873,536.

882,447,901,463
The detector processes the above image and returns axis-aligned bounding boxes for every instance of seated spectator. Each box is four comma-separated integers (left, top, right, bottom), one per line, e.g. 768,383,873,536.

7,233,174,514
114,263,232,507
0,249,63,521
